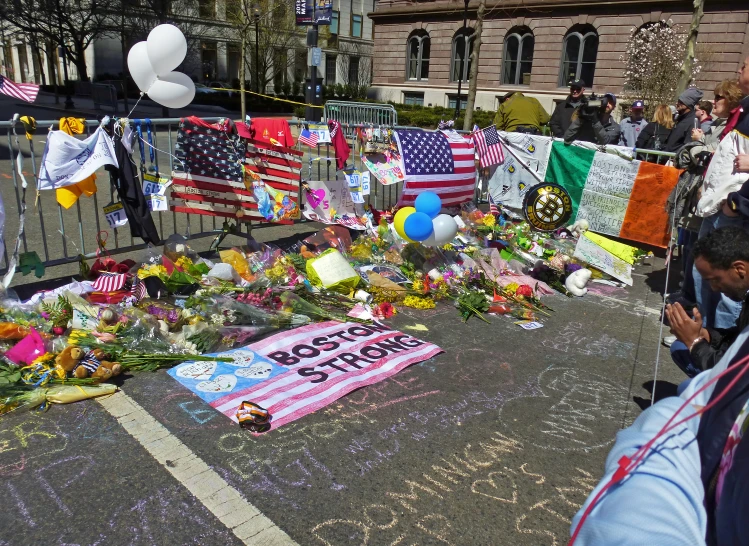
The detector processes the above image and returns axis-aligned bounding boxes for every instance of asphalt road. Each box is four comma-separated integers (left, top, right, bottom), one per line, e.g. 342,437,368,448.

0,251,686,546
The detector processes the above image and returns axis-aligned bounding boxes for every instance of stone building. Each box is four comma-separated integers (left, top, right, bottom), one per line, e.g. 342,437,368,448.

368,0,749,113
0,0,373,91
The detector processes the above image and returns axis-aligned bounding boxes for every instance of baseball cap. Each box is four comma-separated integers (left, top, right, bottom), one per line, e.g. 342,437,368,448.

604,92,617,104
631,100,644,109
569,79,586,88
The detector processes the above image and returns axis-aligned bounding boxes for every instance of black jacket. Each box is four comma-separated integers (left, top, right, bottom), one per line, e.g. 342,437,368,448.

690,292,749,372
664,110,697,153
636,122,671,151
549,96,582,138
564,112,621,145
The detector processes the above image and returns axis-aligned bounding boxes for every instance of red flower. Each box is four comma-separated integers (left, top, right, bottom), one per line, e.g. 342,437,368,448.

516,285,534,297
374,302,395,319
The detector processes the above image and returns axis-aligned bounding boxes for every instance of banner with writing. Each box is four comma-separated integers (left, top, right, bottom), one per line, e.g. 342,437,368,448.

573,233,633,285
303,178,366,230
202,322,442,430
489,134,680,248
38,127,118,190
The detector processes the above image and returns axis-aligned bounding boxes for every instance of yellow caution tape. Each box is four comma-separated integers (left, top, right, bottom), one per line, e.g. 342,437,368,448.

208,87,324,109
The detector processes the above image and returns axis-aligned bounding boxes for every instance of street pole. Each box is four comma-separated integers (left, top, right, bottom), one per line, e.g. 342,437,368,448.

454,0,469,120
306,24,320,122
254,8,260,93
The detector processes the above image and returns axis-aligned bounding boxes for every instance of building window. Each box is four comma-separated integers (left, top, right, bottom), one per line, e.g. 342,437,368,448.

502,27,534,85
198,0,215,18
227,43,241,83
448,94,467,111
201,41,218,81
406,30,430,81
404,92,424,106
348,57,360,85
451,28,473,82
326,54,337,84
352,14,363,38
330,11,339,34
558,24,598,87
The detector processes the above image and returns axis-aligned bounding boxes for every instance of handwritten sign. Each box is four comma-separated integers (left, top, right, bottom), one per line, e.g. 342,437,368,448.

103,202,128,228
576,156,639,237
303,179,365,230
487,133,552,209
573,234,633,285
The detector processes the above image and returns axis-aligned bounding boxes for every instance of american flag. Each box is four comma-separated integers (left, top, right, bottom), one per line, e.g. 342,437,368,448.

298,128,318,147
92,272,127,292
471,125,505,169
394,129,476,208
170,116,300,223
489,194,499,216
0,75,39,103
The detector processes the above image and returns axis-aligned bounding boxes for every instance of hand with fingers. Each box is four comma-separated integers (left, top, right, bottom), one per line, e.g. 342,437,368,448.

665,303,710,348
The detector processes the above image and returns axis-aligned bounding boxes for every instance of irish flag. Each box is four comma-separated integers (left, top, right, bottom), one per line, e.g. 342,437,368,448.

544,142,679,247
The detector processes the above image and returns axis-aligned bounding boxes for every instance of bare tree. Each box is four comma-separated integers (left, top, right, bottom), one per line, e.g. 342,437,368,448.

0,0,114,82
463,0,485,130
337,41,373,99
226,0,303,101
676,0,705,96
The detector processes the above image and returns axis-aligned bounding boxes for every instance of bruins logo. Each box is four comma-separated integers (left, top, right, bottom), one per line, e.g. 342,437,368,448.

523,183,573,231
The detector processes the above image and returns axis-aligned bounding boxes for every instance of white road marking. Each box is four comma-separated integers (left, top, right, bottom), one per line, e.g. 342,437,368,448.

97,390,297,546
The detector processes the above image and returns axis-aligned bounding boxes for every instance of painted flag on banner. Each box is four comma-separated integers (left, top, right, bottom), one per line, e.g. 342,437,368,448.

0,75,39,103
298,128,318,147
170,116,301,223
472,125,505,168
542,141,680,247
393,129,476,207
92,272,127,292
200,321,443,430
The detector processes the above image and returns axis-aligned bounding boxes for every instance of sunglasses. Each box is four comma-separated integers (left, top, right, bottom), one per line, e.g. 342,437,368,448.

714,95,725,101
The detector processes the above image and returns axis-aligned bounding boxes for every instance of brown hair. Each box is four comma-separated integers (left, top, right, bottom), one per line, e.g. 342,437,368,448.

653,104,674,129
697,100,713,115
714,79,744,112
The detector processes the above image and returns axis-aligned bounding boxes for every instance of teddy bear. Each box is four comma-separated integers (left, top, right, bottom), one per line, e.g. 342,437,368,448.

54,346,122,381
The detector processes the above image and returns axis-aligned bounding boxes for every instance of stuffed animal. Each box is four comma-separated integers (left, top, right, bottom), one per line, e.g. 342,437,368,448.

570,219,590,237
55,346,84,374
565,268,592,297
54,346,121,381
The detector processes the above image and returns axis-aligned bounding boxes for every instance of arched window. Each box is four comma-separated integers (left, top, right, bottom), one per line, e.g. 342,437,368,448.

406,31,430,81
502,27,534,85
451,28,474,82
558,24,598,87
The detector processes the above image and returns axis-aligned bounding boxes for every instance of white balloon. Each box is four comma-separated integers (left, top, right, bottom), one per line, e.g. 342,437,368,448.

147,72,195,108
146,24,188,76
127,41,157,93
431,214,459,245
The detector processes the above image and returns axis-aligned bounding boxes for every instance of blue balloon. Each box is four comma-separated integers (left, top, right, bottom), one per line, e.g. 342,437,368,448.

414,191,442,219
404,212,434,242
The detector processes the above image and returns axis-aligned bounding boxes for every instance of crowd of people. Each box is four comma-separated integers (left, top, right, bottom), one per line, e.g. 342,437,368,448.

565,56,749,546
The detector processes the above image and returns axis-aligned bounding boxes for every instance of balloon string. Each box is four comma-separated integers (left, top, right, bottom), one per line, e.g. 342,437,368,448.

127,93,144,119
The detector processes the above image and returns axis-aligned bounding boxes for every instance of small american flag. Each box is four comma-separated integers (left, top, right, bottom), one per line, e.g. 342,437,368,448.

489,194,499,216
472,125,505,169
131,279,147,302
92,272,127,292
298,128,318,147
394,129,476,208
0,75,39,103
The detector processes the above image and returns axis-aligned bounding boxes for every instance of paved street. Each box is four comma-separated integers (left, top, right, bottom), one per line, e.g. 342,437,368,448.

0,253,685,545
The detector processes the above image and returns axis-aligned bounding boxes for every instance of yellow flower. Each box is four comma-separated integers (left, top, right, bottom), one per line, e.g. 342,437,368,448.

175,256,194,269
31,352,55,365
412,279,424,292
482,214,496,227
403,295,436,309
137,264,167,279
505,282,519,294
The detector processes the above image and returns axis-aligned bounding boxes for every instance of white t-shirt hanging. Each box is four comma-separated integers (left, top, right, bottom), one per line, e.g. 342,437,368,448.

38,127,118,191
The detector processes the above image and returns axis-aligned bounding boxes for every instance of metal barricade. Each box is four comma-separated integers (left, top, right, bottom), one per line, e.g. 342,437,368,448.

324,101,398,130
0,113,677,278
91,83,119,114
632,148,676,164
